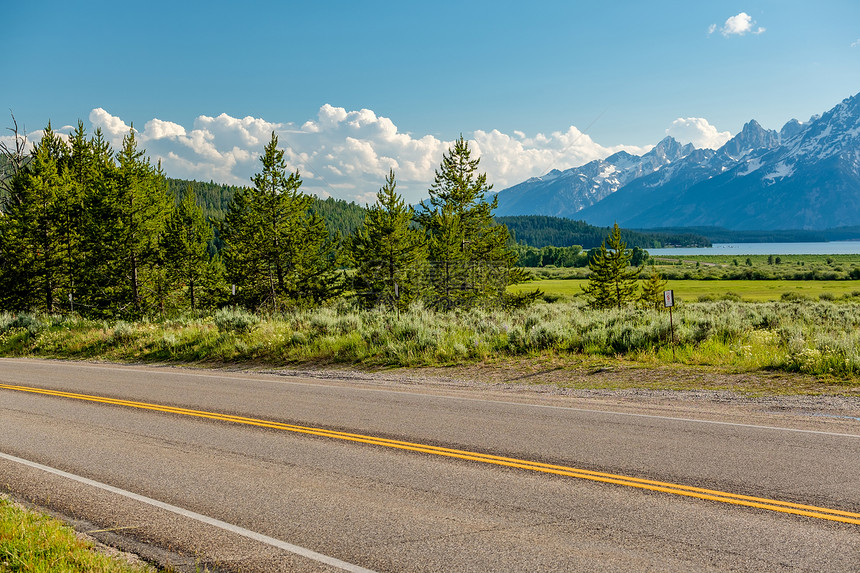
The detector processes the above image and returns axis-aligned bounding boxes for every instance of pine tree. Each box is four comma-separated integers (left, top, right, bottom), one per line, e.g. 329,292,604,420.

221,132,340,311
57,121,94,311
162,185,222,311
0,123,70,311
639,266,668,309
349,170,426,310
85,128,172,317
414,136,521,310
582,223,641,309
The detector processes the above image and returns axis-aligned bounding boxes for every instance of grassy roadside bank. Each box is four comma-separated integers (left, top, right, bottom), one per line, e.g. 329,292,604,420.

0,495,156,572
2,299,860,387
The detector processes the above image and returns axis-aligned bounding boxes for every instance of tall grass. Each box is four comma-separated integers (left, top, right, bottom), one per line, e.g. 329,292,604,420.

2,300,860,379
0,495,156,572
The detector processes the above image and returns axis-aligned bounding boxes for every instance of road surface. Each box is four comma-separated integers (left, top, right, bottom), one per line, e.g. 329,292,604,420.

1,358,858,571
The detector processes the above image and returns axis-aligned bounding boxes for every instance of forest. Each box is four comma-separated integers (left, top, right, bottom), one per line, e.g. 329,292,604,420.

0,124,530,318
497,215,710,249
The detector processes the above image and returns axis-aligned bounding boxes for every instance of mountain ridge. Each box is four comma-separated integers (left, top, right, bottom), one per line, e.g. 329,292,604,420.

494,92,860,231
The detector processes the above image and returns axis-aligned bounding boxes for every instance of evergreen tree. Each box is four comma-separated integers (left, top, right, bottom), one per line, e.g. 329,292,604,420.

56,121,96,311
221,132,340,310
414,136,522,310
162,185,223,311
85,128,172,317
349,170,426,310
582,223,641,309
639,266,668,310
0,123,70,311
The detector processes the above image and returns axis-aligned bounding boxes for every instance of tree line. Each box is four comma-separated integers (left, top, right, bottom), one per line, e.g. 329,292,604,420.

497,215,711,249
0,123,531,317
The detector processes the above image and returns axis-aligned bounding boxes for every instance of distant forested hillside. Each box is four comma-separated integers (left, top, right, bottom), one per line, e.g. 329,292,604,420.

166,178,237,221
167,177,366,238
310,196,366,239
496,215,711,249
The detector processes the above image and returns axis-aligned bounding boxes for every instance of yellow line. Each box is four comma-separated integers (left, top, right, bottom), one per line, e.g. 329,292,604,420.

3,382,859,525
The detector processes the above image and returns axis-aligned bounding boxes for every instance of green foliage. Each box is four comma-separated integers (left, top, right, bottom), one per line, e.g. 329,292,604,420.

513,244,587,267
220,132,341,311
162,185,226,311
349,170,427,310
6,301,860,380
414,136,525,310
639,266,668,309
166,177,236,222
0,123,69,312
85,128,174,317
0,495,157,572
214,306,260,333
310,196,366,239
582,223,642,309
497,215,710,249
166,177,366,245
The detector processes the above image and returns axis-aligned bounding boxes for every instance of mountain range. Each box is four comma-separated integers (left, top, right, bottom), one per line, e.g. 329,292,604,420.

494,92,860,231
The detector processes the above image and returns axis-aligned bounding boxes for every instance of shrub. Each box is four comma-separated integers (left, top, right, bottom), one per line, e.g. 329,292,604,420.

110,321,137,343
0,313,46,336
781,292,812,303
214,306,260,333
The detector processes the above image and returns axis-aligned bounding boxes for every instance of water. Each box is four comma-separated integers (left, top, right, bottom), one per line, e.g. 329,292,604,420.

648,241,860,256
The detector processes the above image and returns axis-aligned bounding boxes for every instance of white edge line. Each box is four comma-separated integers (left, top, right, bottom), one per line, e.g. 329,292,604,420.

0,451,376,573
3,358,859,439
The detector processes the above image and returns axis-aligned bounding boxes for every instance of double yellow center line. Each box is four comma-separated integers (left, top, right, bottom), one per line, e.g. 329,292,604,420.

3,382,859,526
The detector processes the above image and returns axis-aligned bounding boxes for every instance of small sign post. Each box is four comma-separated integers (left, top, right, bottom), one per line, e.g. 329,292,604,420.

664,290,676,360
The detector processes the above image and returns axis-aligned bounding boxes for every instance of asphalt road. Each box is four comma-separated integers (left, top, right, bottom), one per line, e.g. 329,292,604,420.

1,358,859,572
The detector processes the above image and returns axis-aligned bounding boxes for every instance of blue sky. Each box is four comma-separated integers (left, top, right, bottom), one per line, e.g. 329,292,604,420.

5,1,859,203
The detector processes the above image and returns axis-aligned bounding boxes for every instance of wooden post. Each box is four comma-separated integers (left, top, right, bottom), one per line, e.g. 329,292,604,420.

664,290,676,360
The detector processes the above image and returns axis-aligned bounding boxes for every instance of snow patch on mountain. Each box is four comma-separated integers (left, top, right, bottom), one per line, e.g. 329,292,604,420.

762,161,795,182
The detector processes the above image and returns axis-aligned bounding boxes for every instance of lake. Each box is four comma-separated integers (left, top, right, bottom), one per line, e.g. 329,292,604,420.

648,241,860,256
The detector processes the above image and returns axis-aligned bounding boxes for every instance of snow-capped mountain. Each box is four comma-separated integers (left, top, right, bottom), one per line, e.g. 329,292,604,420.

577,119,784,226
496,92,860,230
493,137,694,217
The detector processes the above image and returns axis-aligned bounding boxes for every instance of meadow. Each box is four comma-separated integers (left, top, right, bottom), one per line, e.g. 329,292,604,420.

526,253,860,282
510,279,860,303
3,297,860,384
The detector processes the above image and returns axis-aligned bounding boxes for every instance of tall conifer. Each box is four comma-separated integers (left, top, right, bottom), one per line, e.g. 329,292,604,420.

582,223,641,309
162,185,223,310
414,136,521,309
349,170,426,310
221,132,340,310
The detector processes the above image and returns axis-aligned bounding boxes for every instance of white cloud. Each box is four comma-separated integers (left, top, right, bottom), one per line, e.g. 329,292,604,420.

666,118,732,149
143,118,185,140
0,122,75,155
852,39,860,48
710,12,765,37
18,106,656,204
89,108,132,147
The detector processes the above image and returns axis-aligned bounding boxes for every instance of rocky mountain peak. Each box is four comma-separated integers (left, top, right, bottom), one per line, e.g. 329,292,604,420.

719,120,780,160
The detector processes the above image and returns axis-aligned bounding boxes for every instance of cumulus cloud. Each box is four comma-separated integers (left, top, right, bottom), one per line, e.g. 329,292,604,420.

710,12,765,37
666,117,732,149
0,124,75,154
89,108,132,146
19,106,653,204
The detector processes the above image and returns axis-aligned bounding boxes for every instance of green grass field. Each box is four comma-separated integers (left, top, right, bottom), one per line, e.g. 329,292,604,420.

511,279,860,302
